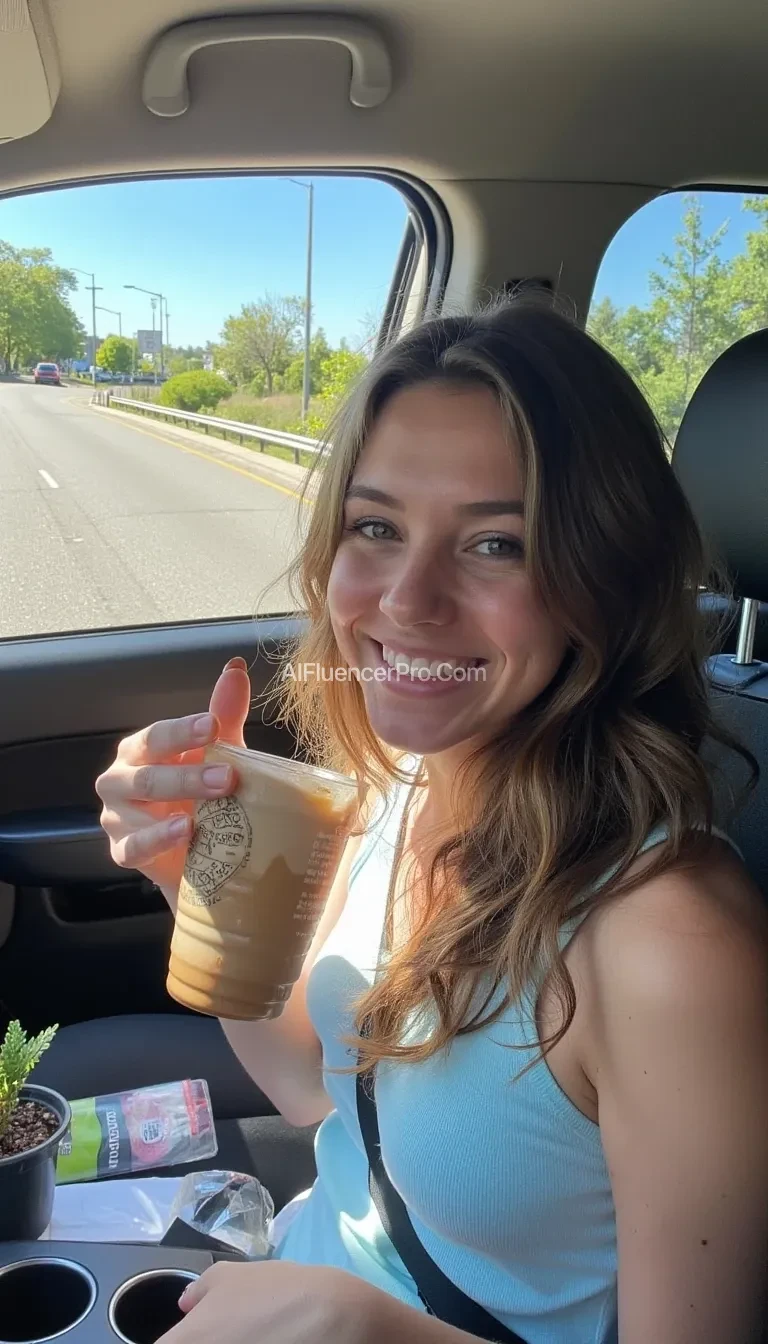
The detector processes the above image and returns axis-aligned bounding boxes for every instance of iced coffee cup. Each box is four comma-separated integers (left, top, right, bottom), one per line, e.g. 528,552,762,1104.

166,743,359,1021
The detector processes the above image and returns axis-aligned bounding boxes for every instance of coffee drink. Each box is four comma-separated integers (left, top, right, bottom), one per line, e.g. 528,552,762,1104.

167,743,359,1020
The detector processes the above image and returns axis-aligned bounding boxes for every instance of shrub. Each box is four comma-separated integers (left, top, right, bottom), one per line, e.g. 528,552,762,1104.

159,371,232,414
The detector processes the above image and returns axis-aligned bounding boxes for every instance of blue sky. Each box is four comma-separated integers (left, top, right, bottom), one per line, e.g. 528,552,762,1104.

0,175,408,350
0,178,762,346
592,189,761,310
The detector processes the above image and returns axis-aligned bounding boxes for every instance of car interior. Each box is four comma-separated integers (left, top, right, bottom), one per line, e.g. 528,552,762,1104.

0,0,767,1254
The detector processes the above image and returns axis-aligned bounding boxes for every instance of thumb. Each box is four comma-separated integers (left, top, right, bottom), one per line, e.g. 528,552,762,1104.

178,1273,209,1314
209,658,250,748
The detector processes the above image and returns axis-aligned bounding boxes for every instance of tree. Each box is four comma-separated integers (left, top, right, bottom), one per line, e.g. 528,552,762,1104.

280,327,332,395
96,334,134,375
588,195,740,443
638,194,739,437
219,294,304,394
0,242,83,370
306,348,368,435
159,370,232,414
357,305,383,357
727,196,768,336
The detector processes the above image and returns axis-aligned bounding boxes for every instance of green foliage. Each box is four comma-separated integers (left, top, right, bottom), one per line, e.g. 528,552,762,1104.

280,328,332,395
0,1020,58,1139
305,348,368,435
159,370,232,413
219,294,305,395
0,242,84,370
216,392,307,432
587,193,768,443
96,334,134,375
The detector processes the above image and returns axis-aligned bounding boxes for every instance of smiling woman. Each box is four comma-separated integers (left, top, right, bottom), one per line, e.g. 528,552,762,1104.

97,293,768,1344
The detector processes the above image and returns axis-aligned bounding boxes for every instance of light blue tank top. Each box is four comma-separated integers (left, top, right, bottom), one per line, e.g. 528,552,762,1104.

273,763,741,1343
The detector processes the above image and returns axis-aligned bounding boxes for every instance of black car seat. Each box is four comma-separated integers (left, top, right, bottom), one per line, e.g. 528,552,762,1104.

673,327,768,894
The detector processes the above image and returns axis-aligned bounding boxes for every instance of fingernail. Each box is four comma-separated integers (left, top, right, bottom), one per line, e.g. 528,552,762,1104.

193,713,215,738
203,765,231,789
169,815,190,838
224,656,248,672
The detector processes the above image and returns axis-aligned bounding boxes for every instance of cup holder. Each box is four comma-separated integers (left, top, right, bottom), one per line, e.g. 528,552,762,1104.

109,1270,199,1344
0,1258,97,1343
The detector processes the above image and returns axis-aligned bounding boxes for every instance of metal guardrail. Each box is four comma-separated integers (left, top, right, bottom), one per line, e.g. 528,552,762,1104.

92,391,323,464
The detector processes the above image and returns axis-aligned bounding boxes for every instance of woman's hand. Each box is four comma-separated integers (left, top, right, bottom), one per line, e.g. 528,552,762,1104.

96,657,252,904
159,1261,375,1344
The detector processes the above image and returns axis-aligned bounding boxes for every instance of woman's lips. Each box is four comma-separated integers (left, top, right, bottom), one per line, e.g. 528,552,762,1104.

361,639,489,696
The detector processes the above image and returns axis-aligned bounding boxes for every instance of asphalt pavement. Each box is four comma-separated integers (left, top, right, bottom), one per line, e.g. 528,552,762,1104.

0,382,304,639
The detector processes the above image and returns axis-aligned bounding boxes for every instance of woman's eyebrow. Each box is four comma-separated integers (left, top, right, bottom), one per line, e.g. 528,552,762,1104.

345,486,402,508
344,486,524,517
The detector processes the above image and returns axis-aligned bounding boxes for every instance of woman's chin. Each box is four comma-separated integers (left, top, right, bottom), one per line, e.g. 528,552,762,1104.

364,703,479,757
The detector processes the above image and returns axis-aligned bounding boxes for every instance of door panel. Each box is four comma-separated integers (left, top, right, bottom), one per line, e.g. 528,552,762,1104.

0,615,306,1033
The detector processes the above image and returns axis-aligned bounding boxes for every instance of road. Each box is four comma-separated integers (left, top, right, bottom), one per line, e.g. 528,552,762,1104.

0,382,302,639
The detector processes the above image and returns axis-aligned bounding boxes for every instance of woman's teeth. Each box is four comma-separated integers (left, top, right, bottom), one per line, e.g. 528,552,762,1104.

380,645,482,677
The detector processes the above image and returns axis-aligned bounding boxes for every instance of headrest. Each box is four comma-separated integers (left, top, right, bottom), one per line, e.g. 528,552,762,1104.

672,328,768,599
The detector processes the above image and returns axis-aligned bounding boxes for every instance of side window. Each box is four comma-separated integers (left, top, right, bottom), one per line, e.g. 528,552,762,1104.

0,175,413,639
588,190,768,446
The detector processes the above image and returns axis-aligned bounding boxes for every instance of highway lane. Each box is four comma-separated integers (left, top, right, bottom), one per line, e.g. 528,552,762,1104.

0,382,302,638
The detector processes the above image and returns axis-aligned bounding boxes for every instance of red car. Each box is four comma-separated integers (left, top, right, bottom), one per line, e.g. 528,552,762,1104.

34,362,61,385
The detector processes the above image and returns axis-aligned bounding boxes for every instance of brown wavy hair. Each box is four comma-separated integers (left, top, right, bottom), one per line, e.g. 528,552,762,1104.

265,294,756,1077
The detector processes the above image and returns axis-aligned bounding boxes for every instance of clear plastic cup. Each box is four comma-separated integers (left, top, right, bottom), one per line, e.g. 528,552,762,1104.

167,744,359,1021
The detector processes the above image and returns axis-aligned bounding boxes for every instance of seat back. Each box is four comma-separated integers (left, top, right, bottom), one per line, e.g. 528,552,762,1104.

673,329,768,895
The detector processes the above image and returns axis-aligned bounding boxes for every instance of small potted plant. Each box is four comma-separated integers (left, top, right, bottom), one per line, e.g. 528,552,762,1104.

0,1020,69,1240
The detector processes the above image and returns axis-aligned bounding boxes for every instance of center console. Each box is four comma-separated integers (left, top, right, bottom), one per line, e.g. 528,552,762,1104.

0,1239,238,1344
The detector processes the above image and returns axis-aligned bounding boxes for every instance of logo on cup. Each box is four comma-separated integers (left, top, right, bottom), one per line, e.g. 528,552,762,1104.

182,795,254,906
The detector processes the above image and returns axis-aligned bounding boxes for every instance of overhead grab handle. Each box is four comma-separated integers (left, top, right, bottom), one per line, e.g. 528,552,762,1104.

142,13,393,116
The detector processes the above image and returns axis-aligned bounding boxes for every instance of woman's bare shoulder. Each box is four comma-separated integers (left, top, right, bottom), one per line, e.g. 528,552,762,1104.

578,837,768,1037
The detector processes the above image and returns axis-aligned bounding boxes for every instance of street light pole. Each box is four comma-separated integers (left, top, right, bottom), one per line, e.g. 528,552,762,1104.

71,267,102,388
151,299,159,385
96,307,122,337
124,284,167,380
289,179,314,422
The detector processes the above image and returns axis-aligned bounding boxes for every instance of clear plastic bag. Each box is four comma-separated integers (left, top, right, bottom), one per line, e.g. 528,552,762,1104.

168,1170,275,1259
56,1080,217,1184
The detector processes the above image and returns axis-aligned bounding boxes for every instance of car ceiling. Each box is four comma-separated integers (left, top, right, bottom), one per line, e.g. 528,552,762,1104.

1,0,766,193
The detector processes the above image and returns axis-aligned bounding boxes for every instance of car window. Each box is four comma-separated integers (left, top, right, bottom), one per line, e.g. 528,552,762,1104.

588,190,768,448
0,174,412,639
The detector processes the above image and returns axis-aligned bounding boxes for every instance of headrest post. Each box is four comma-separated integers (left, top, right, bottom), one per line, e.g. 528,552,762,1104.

733,597,759,666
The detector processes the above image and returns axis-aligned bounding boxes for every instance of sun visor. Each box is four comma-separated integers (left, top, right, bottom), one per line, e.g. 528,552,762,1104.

0,0,60,143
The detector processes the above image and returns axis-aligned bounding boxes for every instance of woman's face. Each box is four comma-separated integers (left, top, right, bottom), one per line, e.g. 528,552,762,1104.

327,380,568,758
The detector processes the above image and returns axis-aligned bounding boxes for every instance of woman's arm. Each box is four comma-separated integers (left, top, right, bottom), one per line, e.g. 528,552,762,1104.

166,1260,511,1344
584,856,768,1343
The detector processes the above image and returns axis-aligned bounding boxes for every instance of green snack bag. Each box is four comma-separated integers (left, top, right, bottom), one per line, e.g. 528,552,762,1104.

56,1079,217,1184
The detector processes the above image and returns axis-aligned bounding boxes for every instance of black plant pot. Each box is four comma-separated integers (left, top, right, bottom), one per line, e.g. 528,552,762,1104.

0,1084,71,1240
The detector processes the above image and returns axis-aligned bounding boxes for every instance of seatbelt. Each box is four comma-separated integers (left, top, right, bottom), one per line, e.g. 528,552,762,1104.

356,1057,528,1343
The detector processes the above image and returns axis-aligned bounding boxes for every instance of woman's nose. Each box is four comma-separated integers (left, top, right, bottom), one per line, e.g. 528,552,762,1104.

379,553,454,627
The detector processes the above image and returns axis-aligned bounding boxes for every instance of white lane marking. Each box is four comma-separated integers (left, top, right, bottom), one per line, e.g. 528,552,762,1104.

39,470,59,490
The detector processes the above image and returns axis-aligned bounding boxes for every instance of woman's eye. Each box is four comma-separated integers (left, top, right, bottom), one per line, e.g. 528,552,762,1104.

472,535,523,559
350,518,398,541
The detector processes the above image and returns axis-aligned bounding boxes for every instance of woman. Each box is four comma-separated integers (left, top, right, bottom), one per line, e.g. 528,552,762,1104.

96,299,768,1344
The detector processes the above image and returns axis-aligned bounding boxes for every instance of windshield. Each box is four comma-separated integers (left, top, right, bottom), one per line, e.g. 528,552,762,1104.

37,364,58,371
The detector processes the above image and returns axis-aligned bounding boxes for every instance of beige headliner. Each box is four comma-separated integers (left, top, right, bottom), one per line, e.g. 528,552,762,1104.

0,0,765,312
